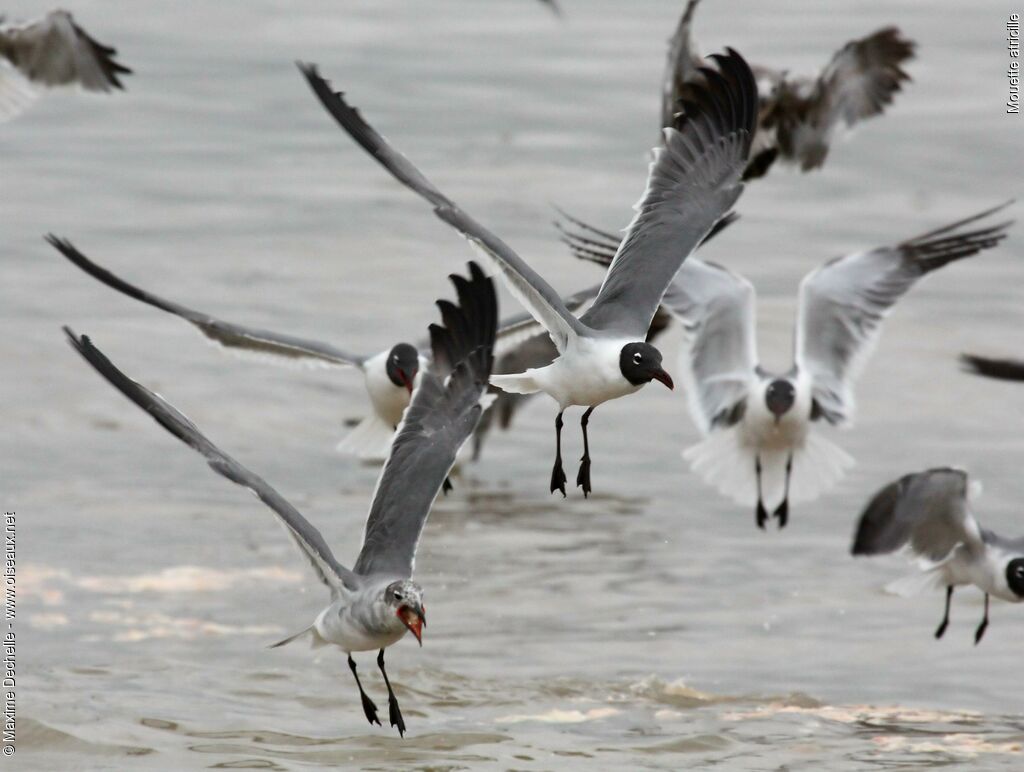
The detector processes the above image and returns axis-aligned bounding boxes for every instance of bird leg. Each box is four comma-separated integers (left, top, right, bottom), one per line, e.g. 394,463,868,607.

974,593,990,645
773,454,793,528
934,586,953,639
550,411,567,497
377,648,406,736
348,654,380,726
576,406,595,497
755,456,768,529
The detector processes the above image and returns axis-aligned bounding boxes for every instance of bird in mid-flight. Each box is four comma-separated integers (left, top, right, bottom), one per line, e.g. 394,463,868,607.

662,0,915,178
297,48,756,498
65,262,497,736
562,204,1012,528
0,10,130,121
852,467,1024,644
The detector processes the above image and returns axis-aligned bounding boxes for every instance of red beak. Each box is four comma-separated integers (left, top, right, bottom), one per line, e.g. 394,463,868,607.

398,369,414,395
397,605,425,646
652,368,674,390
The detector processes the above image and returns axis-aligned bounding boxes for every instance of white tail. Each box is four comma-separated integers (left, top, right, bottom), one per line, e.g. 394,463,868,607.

885,568,945,598
268,625,327,649
683,428,854,510
0,64,39,123
490,372,541,395
335,414,395,461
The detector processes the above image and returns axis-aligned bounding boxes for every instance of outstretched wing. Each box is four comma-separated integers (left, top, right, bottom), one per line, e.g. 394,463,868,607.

661,0,703,129
355,263,497,578
64,328,360,593
578,49,756,338
298,63,586,354
49,236,367,368
960,354,1024,383
0,10,130,91
785,27,914,171
851,467,983,562
795,204,1013,426
660,258,757,434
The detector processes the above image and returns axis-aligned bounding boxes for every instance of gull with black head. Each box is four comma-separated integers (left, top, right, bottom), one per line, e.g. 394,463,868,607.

852,468,1024,644
562,203,1012,527
298,48,757,496
63,262,497,736
49,236,587,462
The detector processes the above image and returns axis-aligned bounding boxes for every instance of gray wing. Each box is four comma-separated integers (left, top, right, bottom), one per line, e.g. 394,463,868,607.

579,49,756,338
960,354,1024,383
660,259,757,433
851,467,984,562
0,11,130,91
64,328,360,593
661,0,703,129
785,27,914,171
795,204,1013,426
355,263,497,578
49,236,367,368
298,63,586,354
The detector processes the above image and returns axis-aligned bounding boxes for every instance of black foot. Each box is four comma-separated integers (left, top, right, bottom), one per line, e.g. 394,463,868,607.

576,456,592,498
359,691,381,726
442,476,453,495
934,618,949,640
388,693,406,736
773,499,789,529
755,500,768,530
550,458,567,497
974,618,988,645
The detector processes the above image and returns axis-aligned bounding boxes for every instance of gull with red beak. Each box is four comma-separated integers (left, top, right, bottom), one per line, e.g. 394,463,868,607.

298,47,757,497
48,237,588,462
63,261,497,737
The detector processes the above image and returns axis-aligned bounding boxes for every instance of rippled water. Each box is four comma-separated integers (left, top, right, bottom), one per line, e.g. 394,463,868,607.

6,0,1024,769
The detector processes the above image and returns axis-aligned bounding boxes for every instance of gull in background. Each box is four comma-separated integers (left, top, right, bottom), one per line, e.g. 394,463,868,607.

852,467,1024,644
0,10,130,122
663,0,914,178
48,236,592,462
64,262,497,736
298,48,757,497
959,354,1024,383
562,204,1013,527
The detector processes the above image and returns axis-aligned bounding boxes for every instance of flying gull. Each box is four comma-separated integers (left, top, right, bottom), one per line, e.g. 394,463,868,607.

852,467,1024,644
562,204,1013,527
297,48,757,497
48,236,593,462
0,10,130,122
472,211,739,459
64,261,497,735
663,0,914,178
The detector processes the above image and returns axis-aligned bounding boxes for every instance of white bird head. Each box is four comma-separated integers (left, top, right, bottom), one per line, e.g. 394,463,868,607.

384,579,425,645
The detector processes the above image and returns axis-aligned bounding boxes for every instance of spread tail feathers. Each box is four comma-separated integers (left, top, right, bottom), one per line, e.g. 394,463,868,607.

490,372,541,395
335,414,395,461
683,429,854,509
885,568,946,598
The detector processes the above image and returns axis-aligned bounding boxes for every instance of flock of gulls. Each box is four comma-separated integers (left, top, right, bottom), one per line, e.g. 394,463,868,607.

12,1,1021,737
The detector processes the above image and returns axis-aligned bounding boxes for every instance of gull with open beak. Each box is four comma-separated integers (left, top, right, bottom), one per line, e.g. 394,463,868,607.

298,47,756,497
63,262,497,737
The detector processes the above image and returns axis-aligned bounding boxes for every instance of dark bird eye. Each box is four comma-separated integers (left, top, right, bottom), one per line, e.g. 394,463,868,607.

633,353,642,364
393,591,402,600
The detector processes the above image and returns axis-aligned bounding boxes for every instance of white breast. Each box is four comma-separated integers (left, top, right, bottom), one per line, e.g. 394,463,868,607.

532,337,642,409
362,350,415,428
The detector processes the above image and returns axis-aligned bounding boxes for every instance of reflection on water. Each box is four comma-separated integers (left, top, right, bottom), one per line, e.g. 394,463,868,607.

7,0,1023,768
